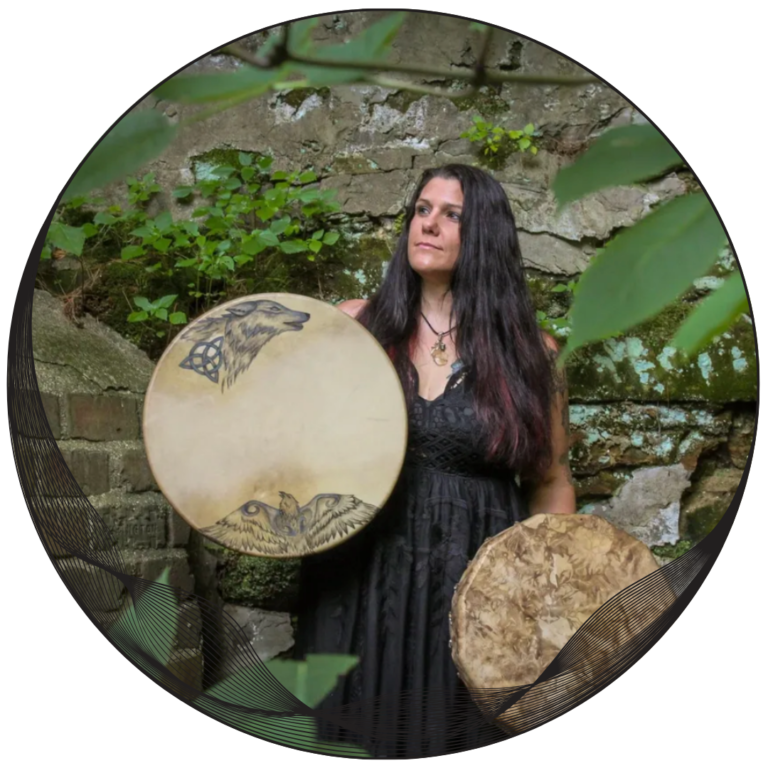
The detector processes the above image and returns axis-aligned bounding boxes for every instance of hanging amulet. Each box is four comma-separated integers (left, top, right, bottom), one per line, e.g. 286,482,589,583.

430,338,449,366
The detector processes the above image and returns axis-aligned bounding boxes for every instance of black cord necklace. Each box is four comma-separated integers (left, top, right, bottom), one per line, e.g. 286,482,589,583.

420,312,457,366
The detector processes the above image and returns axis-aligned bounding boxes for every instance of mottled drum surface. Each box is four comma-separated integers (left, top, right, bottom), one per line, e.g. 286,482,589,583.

450,513,661,690
143,293,407,558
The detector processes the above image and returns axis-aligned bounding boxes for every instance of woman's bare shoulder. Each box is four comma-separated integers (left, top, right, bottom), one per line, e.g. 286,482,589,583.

337,299,369,318
540,329,559,353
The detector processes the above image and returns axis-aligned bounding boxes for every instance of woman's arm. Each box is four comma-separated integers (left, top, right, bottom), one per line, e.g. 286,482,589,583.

337,299,369,319
525,333,577,516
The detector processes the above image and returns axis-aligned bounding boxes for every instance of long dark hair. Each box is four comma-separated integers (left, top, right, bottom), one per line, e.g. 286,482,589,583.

358,164,556,480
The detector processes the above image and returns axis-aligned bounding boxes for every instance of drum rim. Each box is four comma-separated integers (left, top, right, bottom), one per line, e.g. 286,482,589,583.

142,291,408,558
450,513,661,689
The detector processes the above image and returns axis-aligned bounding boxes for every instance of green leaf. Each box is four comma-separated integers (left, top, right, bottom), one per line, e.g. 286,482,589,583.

238,152,253,166
133,296,153,311
121,244,146,260
524,123,535,135
322,231,340,245
279,239,308,254
169,312,188,325
81,223,99,238
308,239,323,254
288,12,405,88
47,222,86,256
553,124,683,207
64,110,177,201
241,236,267,256
156,294,178,309
299,170,317,183
258,229,280,248
127,311,149,322
550,284,569,293
154,66,290,104
671,271,749,356
130,225,153,239
94,211,118,225
155,308,169,321
519,138,531,150
240,166,255,182
530,146,539,156
206,221,228,237
270,171,289,181
173,186,194,199
563,193,727,358
41,245,52,260
255,205,276,222
155,212,174,231
153,237,172,253
269,216,291,235
257,155,273,172
287,17,320,54
297,188,321,203
265,655,359,707
211,165,237,179
311,229,324,240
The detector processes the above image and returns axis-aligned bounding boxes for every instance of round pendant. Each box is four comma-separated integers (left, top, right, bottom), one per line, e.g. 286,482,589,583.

431,348,449,366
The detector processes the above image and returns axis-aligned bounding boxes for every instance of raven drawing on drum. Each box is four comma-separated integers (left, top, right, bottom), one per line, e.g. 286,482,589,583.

200,491,380,556
179,299,309,390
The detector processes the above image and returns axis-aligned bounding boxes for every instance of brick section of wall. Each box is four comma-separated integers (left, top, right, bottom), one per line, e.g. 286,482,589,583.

92,492,169,550
40,393,62,439
58,446,111,495
68,394,139,441
169,510,191,548
122,549,195,594
115,447,157,492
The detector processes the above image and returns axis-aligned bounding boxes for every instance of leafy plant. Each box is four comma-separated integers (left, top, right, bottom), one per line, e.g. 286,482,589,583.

42,154,344,340
42,13,747,367
108,569,368,756
461,116,540,158
127,294,186,338
553,124,738,363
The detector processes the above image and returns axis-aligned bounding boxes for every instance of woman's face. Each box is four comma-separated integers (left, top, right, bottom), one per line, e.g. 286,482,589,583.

407,176,464,278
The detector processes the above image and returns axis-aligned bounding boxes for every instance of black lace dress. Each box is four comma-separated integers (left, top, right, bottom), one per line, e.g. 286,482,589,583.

294,364,529,758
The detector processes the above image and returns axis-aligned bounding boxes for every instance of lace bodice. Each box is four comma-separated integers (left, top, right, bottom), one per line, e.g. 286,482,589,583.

404,363,511,479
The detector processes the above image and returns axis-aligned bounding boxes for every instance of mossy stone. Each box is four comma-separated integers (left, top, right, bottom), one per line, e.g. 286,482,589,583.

217,552,301,611
566,304,757,403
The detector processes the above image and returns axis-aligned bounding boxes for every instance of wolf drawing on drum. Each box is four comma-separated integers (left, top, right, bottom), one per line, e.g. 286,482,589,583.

179,299,309,390
201,491,380,557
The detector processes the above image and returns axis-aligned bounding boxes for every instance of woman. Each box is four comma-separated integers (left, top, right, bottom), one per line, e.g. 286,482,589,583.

294,164,576,758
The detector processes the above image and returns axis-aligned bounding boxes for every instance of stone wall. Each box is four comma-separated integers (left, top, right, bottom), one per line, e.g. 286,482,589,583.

34,10,756,678
31,289,205,685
